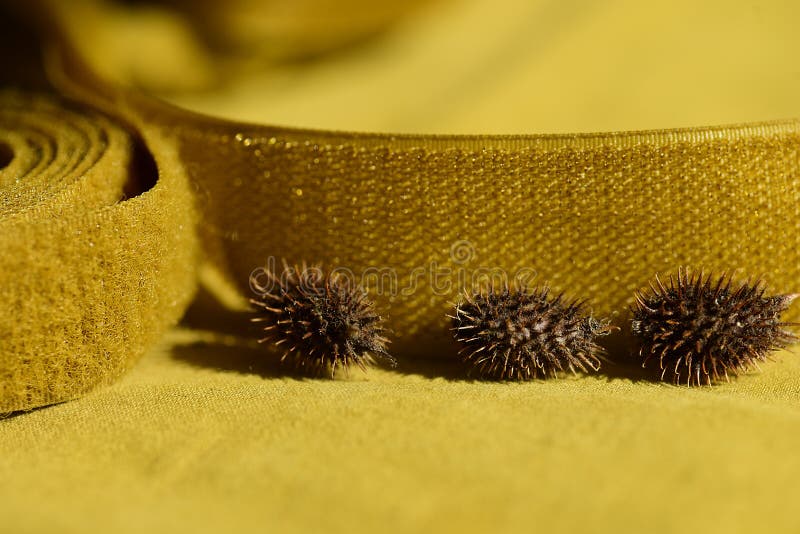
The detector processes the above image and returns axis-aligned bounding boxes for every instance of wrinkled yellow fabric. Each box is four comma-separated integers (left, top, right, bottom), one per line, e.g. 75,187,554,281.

2,0,800,532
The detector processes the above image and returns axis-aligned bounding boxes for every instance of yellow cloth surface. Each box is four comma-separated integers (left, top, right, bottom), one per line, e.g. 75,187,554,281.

2,0,800,532
3,327,800,533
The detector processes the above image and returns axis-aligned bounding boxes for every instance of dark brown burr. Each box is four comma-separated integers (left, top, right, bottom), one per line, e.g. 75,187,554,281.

631,268,798,386
451,286,613,380
250,263,394,376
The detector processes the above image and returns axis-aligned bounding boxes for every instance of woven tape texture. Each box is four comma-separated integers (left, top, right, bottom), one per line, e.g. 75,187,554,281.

5,0,800,407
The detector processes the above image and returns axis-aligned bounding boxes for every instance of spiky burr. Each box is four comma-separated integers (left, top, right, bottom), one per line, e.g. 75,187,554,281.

450,286,613,380
250,263,394,376
631,268,798,386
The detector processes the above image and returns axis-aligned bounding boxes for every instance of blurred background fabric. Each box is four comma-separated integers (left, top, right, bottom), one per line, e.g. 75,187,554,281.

50,0,800,132
2,0,800,532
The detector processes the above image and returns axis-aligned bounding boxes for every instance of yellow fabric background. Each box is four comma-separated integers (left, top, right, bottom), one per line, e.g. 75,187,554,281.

3,329,800,533
2,0,800,532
